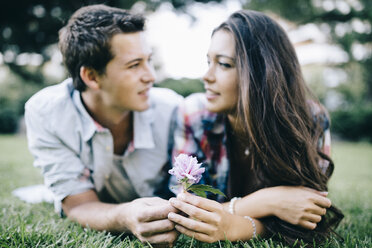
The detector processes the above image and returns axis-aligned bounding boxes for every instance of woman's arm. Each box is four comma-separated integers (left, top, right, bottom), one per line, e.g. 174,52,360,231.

168,192,265,243
224,186,331,230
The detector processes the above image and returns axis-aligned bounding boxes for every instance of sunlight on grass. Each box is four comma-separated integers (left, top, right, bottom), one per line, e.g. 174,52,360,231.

0,135,371,247
0,135,42,198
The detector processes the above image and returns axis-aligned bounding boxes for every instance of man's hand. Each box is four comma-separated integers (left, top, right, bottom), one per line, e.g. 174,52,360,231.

62,191,179,247
116,197,179,246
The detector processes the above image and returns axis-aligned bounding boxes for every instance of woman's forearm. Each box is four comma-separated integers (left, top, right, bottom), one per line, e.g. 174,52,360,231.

223,188,275,219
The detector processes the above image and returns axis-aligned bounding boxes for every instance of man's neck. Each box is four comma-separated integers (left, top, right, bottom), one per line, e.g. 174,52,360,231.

80,90,131,130
81,90,133,155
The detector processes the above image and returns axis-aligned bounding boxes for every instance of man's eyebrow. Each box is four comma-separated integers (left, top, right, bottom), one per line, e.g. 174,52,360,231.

124,53,153,65
125,58,142,65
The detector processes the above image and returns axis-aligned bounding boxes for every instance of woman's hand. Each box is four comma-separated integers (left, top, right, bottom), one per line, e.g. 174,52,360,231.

168,192,261,243
168,192,231,243
237,186,331,230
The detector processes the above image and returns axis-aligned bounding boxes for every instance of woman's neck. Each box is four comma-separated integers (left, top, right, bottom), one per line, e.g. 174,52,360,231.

227,114,246,136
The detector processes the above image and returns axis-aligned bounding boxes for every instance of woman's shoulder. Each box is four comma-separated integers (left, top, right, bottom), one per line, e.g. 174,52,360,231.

307,100,330,131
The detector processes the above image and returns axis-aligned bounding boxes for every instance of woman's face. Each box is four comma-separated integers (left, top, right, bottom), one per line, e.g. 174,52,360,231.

203,29,238,114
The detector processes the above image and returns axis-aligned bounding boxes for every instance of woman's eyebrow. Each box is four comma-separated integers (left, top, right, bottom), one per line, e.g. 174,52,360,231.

216,54,235,61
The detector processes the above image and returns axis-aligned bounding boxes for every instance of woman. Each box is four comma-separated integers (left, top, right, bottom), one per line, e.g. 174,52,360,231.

167,10,343,245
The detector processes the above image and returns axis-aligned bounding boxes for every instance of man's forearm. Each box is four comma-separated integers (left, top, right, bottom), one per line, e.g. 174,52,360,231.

66,201,129,232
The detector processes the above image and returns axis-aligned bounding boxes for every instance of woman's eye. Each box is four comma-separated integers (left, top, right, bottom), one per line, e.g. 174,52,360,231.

219,62,232,68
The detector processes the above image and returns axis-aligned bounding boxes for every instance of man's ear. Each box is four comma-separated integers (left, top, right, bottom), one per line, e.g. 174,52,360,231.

80,66,100,90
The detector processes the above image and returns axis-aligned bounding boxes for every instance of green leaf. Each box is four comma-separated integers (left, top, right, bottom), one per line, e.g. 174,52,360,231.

187,184,226,198
188,188,207,198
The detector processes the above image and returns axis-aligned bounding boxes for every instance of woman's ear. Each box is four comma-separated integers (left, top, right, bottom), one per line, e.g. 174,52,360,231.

80,66,100,90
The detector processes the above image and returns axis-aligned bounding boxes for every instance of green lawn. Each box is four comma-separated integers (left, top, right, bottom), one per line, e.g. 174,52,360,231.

0,135,371,247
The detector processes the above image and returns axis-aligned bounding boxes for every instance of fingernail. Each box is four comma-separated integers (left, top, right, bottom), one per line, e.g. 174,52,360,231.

168,212,175,218
320,191,328,196
169,198,176,204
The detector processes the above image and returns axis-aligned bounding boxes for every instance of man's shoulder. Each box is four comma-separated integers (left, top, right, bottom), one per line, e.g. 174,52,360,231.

179,92,218,128
183,93,207,112
150,87,183,108
25,79,74,116
180,93,211,118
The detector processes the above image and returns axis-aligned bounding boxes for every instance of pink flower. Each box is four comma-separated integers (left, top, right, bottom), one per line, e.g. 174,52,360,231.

169,154,205,184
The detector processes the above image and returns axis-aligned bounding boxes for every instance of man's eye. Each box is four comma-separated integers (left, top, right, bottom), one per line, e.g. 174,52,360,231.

128,63,139,69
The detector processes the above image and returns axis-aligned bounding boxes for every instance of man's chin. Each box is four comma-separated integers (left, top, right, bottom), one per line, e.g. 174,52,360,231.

134,103,150,112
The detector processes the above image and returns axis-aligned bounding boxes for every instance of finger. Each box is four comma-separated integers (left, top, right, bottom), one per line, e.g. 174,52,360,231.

309,205,327,216
175,224,214,243
139,230,179,245
299,220,317,230
138,204,177,222
313,195,332,208
169,198,216,224
138,219,175,237
318,191,328,197
304,213,322,223
178,192,221,212
168,212,215,235
301,187,328,197
145,197,169,206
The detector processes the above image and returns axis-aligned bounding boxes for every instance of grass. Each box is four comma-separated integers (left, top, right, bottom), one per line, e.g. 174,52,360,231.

0,135,371,247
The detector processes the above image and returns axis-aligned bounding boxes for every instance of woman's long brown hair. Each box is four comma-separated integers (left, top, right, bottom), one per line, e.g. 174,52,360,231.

214,10,343,246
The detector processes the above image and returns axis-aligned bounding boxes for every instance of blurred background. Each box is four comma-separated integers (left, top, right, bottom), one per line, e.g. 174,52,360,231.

0,0,371,142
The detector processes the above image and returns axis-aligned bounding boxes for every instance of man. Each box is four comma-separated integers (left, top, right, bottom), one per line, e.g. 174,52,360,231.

25,5,182,246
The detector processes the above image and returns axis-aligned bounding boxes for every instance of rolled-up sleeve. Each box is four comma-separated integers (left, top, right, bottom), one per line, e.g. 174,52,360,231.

25,102,94,206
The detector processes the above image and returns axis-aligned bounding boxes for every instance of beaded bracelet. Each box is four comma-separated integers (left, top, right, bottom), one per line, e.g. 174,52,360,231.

229,197,257,238
228,197,241,214
244,215,257,238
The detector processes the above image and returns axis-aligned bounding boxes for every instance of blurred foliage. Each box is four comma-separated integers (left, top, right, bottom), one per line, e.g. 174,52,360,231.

245,0,372,141
0,0,221,134
156,78,204,97
0,0,222,84
1,0,371,140
0,70,44,133
331,104,372,142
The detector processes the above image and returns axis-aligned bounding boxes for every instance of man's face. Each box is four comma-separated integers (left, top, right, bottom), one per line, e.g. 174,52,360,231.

97,32,155,113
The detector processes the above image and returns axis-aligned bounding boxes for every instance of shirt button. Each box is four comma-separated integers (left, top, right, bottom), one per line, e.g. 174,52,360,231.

105,175,109,179
106,146,111,151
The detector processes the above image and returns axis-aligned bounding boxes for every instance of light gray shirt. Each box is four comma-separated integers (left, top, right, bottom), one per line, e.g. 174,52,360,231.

25,79,182,213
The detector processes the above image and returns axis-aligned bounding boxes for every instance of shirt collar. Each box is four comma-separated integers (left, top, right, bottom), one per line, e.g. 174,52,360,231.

72,87,156,148
72,89,98,142
133,101,155,149
202,111,225,135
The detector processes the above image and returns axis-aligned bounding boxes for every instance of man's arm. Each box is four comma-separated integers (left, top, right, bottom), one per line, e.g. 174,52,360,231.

62,190,179,244
25,99,178,246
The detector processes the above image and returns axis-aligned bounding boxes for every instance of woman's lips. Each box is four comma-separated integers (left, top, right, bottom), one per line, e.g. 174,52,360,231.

205,89,219,100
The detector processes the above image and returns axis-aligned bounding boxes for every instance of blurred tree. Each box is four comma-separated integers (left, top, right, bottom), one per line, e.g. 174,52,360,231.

0,0,222,85
245,0,372,141
156,77,204,97
245,0,372,102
